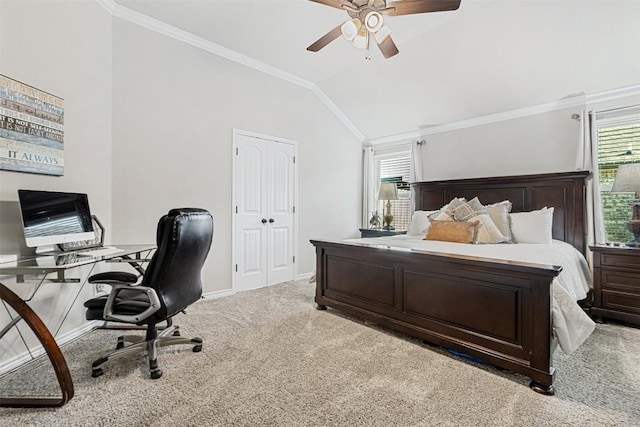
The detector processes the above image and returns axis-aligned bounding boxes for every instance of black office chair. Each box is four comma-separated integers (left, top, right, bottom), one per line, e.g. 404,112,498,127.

84,208,213,379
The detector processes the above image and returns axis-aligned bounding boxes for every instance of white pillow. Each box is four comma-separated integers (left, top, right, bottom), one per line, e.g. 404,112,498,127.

510,207,554,244
407,210,437,236
485,200,513,242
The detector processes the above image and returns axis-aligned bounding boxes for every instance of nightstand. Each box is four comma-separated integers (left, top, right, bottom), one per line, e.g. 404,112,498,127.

359,228,407,238
590,245,640,327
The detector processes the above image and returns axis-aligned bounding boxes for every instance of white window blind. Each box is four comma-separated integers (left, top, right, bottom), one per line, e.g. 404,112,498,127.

374,153,412,230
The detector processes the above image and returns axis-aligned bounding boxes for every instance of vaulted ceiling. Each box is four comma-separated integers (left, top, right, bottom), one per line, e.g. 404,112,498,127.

113,0,640,141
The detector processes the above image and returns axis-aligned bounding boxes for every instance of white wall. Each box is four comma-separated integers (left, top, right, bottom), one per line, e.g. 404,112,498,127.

110,19,362,293
0,1,362,370
0,0,113,243
418,107,585,181
0,0,112,368
415,90,640,182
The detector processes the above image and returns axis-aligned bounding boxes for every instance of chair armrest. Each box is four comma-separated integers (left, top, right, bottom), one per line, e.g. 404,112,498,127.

103,283,161,324
88,271,140,285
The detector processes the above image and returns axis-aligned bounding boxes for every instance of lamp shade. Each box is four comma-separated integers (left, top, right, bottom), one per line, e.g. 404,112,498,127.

364,11,383,33
611,163,640,193
351,26,369,49
377,182,398,200
341,18,361,42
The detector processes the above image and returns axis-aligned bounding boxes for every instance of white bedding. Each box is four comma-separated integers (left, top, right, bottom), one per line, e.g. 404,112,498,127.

344,236,595,354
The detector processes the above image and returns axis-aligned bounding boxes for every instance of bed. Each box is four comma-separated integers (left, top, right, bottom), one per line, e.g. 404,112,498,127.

311,171,593,395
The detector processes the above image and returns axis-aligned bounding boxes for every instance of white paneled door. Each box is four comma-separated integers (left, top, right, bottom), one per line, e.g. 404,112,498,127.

234,132,296,292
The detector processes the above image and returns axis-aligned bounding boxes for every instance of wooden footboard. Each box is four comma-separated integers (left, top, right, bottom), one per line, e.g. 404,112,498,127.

312,240,562,395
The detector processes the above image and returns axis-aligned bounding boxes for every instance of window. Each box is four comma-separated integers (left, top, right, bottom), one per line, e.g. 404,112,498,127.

374,153,412,230
597,122,640,243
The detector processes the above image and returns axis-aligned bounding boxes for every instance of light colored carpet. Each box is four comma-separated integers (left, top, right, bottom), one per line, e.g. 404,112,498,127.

1,280,639,426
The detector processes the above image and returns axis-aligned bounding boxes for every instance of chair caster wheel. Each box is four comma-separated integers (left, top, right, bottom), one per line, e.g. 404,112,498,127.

116,337,125,349
193,344,202,352
150,369,163,379
92,368,104,378
172,330,180,337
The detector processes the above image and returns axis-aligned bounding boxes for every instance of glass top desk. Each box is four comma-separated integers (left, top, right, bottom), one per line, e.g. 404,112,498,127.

0,244,155,408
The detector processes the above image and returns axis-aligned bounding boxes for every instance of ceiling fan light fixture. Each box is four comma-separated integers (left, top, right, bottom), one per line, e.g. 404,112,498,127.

374,24,391,43
341,18,361,41
308,0,462,58
364,11,383,32
352,26,369,49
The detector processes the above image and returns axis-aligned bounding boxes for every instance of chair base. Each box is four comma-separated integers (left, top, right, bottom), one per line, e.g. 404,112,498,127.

97,317,173,332
91,325,202,379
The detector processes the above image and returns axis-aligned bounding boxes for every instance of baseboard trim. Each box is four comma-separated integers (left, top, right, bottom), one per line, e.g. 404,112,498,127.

0,321,98,376
201,288,235,300
203,274,313,300
296,272,314,281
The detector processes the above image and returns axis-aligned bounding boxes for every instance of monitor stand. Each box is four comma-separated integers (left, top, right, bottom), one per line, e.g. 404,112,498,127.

35,245,58,254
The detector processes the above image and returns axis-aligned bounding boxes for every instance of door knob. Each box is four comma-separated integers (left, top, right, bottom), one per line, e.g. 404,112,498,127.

261,218,267,224
269,218,274,223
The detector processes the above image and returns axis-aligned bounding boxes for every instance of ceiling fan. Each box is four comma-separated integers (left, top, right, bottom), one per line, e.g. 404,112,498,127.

307,0,461,59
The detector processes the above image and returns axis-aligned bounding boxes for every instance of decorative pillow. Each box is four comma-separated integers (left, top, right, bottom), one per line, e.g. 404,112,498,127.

430,197,466,221
510,207,554,244
407,210,437,236
452,197,508,244
485,200,513,242
425,219,480,244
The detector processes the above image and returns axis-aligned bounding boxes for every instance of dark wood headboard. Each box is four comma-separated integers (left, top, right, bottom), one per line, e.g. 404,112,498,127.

412,171,590,255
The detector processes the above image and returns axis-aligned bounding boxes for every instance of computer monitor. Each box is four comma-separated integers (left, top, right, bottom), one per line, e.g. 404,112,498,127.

17,190,96,248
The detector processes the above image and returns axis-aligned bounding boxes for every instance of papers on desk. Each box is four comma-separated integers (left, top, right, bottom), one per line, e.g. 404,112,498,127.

36,253,89,267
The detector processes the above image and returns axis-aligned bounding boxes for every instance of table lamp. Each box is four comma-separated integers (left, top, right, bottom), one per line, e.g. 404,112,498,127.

611,163,640,247
377,182,398,231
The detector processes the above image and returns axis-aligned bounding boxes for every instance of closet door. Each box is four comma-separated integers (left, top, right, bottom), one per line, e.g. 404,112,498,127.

266,141,295,286
234,133,296,292
234,134,269,292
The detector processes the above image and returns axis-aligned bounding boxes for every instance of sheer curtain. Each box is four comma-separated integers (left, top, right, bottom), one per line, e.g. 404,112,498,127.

362,146,375,228
578,109,606,261
411,140,425,182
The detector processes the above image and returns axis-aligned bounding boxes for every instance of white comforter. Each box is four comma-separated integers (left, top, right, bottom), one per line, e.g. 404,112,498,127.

344,236,595,354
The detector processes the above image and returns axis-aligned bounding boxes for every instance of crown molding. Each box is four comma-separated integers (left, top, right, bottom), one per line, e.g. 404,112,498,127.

311,86,366,141
95,0,365,142
104,1,314,90
365,129,421,146
419,95,587,137
95,1,639,147
368,95,587,145
368,84,640,145
586,84,640,105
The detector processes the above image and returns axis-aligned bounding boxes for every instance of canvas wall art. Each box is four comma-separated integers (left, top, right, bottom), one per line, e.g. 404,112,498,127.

0,74,64,176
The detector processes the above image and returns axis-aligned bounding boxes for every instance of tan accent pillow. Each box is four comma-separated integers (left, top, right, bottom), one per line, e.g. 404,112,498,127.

425,219,480,244
452,197,508,244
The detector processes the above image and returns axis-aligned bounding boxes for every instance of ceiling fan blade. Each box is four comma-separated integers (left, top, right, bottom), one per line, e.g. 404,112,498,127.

307,24,344,52
377,35,399,59
307,0,354,10
384,0,461,17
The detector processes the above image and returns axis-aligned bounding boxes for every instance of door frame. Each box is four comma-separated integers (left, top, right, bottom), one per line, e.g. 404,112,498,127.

231,128,299,293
